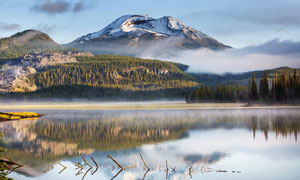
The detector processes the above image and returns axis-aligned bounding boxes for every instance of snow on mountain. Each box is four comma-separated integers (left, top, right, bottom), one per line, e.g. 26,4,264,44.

76,15,208,41
68,15,230,56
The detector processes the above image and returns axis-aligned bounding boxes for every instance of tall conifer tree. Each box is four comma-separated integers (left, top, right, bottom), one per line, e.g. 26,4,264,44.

259,71,269,101
251,72,259,101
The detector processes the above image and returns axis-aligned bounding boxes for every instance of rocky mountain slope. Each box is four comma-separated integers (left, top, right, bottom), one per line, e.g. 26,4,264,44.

67,15,230,56
0,51,93,92
0,52,197,93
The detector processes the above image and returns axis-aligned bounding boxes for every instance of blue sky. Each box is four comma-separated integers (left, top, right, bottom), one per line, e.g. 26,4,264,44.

0,0,300,48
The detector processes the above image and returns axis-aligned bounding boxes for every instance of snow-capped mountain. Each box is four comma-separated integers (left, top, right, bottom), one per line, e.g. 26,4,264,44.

67,15,230,56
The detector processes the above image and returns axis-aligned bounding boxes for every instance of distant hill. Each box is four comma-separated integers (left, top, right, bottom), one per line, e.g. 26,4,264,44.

189,67,300,86
0,29,64,59
67,15,230,56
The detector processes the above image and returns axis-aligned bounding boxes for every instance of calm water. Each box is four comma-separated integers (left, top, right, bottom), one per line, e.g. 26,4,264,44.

0,108,299,180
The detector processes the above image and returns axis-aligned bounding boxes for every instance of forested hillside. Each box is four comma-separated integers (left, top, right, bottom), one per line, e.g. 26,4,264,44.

1,50,299,101
30,55,198,91
0,55,198,100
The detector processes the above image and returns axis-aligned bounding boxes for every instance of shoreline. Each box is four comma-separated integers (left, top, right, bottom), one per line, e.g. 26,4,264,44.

0,102,300,110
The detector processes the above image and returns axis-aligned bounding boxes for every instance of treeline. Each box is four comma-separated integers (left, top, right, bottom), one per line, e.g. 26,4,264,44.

189,69,300,103
1,85,196,101
188,67,300,86
30,55,197,91
249,70,300,103
187,84,248,102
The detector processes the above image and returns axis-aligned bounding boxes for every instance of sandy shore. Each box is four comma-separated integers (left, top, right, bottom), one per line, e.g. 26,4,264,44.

0,102,299,110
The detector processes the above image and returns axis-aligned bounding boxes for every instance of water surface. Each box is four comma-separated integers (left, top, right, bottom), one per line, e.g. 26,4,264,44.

1,108,299,180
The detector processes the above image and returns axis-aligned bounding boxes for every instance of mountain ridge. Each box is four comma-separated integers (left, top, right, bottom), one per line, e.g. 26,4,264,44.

0,29,64,59
0,15,230,59
67,14,230,56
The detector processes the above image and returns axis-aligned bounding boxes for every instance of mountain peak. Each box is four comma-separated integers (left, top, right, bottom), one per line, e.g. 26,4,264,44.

68,14,230,56
9,29,54,43
0,29,62,59
76,14,207,41
12,29,42,35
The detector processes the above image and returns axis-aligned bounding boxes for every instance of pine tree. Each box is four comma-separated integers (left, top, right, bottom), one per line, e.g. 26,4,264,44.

190,88,200,102
250,72,259,101
291,69,298,99
276,72,288,103
259,71,269,101
270,79,276,102
274,71,281,102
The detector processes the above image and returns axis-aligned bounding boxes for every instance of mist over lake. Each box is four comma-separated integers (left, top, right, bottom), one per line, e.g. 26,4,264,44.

1,108,299,180
1,0,300,180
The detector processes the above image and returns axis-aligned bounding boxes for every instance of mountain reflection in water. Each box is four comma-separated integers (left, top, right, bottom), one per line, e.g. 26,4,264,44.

0,109,299,180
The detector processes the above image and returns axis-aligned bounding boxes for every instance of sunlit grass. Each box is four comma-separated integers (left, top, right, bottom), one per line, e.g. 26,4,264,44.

0,112,41,120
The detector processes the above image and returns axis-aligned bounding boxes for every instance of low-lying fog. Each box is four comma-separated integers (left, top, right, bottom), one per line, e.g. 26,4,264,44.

140,39,300,74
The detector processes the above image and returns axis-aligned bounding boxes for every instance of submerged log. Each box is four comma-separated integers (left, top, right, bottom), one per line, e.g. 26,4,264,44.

139,153,150,171
107,154,124,170
80,153,93,168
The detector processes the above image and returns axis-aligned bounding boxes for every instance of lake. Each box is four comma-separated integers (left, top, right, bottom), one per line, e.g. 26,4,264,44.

1,107,299,180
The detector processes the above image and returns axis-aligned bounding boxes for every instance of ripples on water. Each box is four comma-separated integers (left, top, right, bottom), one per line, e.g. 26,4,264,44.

0,109,299,180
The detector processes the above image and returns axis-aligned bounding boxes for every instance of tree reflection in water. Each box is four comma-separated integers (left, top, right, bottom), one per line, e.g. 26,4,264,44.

0,109,299,179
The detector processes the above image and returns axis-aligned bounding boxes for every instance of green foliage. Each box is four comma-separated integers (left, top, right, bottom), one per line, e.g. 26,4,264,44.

188,84,248,103
29,55,198,91
189,67,300,86
250,72,259,102
0,45,62,60
253,70,300,103
2,54,197,100
259,71,269,101
2,85,196,101
271,70,300,103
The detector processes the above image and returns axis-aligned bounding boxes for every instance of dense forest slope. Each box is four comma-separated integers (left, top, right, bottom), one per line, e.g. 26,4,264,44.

1,54,199,100
30,55,197,91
